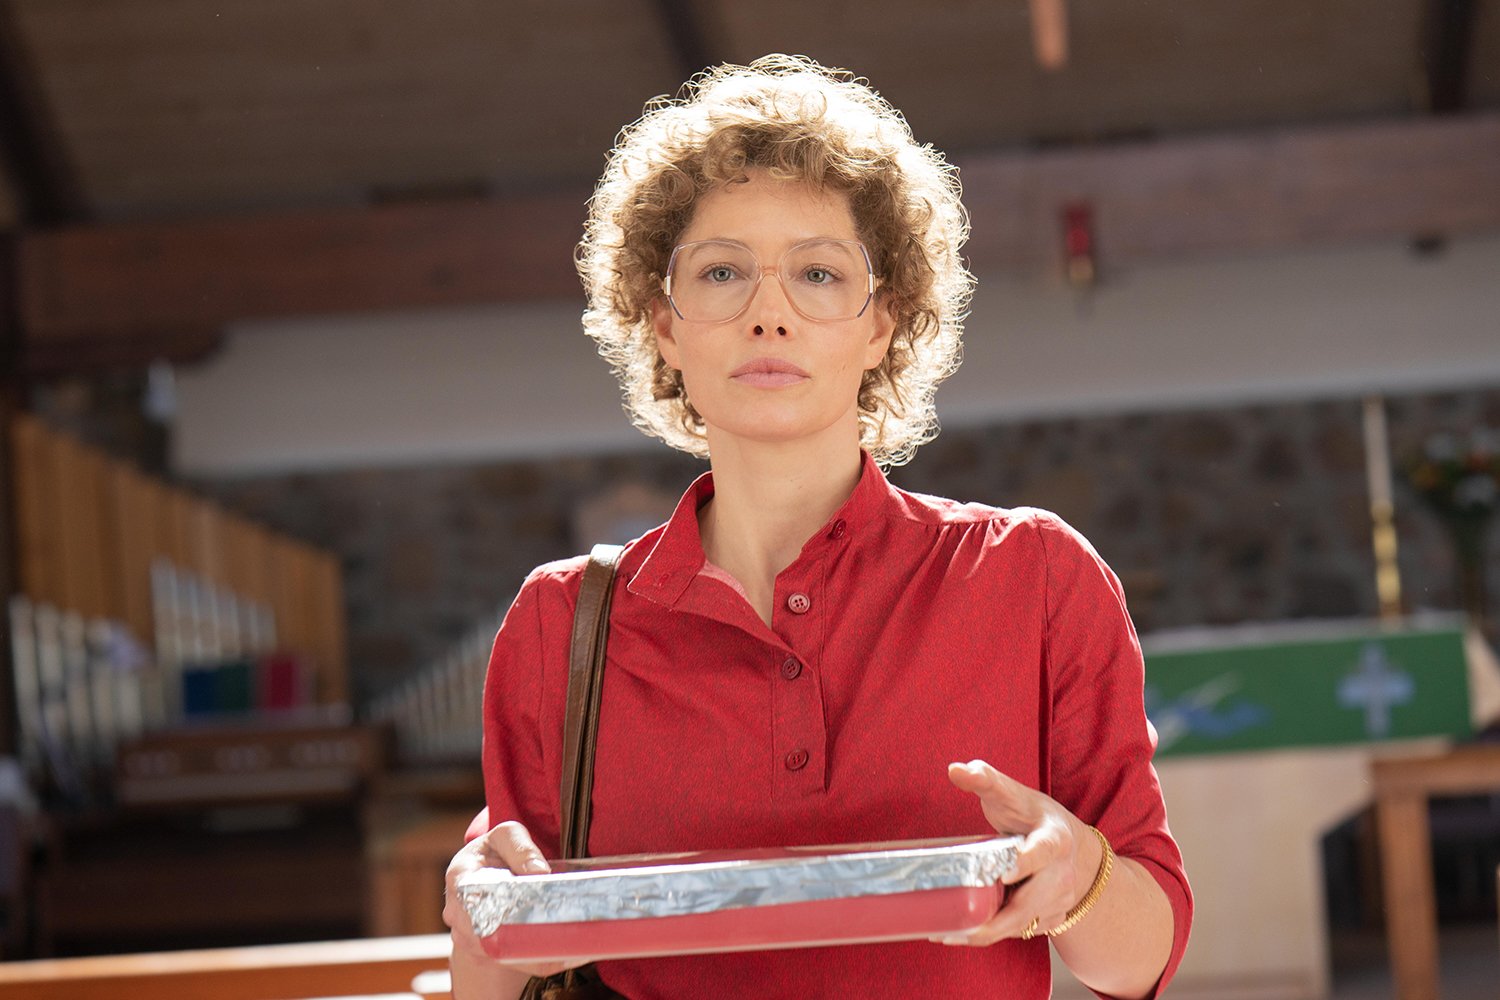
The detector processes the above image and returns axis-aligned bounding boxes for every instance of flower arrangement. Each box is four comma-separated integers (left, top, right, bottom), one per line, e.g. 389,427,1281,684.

1403,426,1500,624
1405,428,1500,517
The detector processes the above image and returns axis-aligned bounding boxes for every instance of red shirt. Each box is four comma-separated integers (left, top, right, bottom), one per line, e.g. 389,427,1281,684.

483,453,1192,999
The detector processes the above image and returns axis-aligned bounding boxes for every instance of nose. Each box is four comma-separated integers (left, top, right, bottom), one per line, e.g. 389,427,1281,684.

747,268,794,337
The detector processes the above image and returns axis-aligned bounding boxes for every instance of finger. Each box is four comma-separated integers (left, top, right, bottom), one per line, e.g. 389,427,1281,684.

484,820,552,875
444,821,550,943
947,760,1033,812
932,875,1070,947
947,760,1039,842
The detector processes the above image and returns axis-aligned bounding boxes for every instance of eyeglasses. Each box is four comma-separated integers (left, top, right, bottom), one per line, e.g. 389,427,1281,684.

663,238,876,323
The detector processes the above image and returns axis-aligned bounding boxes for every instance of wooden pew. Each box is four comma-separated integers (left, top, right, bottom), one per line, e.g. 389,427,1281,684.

368,812,476,937
0,934,452,1000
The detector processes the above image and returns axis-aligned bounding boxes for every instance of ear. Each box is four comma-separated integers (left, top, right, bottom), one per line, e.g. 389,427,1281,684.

862,296,898,371
652,298,682,370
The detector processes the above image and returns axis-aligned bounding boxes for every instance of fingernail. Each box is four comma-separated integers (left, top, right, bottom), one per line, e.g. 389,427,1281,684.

934,934,970,946
520,857,549,874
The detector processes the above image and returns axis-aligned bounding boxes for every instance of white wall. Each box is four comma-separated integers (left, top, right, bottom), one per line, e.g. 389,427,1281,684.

174,234,1500,476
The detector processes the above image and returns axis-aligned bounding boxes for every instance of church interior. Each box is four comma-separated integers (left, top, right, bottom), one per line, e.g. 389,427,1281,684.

0,1,1498,997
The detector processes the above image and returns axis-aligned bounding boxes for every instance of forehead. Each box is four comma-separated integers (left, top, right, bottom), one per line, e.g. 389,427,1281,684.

678,171,858,246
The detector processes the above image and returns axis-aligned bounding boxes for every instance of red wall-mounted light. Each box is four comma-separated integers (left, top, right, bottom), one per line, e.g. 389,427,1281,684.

1062,201,1096,287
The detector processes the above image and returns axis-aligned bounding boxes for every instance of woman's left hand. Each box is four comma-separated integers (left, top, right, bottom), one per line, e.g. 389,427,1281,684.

936,759,1103,946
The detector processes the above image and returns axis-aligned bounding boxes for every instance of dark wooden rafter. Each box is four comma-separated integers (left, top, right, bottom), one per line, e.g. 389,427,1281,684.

12,112,1500,375
1421,0,1479,113
649,0,719,83
0,0,87,225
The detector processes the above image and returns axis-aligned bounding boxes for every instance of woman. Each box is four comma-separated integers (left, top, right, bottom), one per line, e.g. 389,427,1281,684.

445,55,1191,999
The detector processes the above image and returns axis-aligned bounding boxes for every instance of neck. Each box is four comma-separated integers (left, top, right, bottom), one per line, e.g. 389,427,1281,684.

699,433,864,621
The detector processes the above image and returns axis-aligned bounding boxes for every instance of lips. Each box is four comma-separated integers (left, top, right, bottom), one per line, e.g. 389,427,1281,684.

730,358,810,388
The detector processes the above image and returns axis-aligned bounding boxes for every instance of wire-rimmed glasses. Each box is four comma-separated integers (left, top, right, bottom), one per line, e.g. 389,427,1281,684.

663,238,876,323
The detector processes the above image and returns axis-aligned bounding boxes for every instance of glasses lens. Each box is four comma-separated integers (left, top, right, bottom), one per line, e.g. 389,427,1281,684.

669,241,760,322
780,240,872,320
668,240,872,322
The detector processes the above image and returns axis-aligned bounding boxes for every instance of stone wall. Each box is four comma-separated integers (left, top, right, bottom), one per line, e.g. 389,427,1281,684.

192,384,1500,703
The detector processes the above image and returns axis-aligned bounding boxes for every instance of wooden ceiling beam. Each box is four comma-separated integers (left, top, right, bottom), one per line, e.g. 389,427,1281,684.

650,0,719,83
0,1,87,225
17,191,586,372
959,111,1500,271
14,112,1500,374
1422,0,1479,112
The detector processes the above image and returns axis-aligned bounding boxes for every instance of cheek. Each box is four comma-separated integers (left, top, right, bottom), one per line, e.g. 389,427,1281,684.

673,349,713,403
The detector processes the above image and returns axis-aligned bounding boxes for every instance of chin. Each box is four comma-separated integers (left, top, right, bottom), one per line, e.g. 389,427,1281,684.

706,416,849,451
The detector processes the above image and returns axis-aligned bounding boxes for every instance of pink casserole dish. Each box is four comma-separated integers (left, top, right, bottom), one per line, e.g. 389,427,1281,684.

457,834,1020,963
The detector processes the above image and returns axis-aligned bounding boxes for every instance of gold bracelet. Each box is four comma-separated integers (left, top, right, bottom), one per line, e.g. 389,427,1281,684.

1045,825,1114,937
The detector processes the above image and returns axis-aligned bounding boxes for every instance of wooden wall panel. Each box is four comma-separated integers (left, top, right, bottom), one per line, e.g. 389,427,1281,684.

266,535,309,678
10,414,63,607
236,520,277,613
218,515,253,604
88,449,126,624
267,541,350,705
50,428,122,620
153,483,189,570
309,552,348,705
10,415,350,705
106,463,161,644
188,495,226,586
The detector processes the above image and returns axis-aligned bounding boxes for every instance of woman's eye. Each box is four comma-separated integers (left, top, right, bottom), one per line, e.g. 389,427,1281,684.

705,265,738,283
802,267,838,285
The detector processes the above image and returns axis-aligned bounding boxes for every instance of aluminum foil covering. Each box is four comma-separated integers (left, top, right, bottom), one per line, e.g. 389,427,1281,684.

458,834,1021,936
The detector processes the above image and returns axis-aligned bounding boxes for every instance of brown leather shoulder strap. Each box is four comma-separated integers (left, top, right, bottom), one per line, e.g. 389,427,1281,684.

558,543,624,860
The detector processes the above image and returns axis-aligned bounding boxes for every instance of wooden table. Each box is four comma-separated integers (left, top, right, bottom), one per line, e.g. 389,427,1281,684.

1371,744,1500,1000
0,933,451,1000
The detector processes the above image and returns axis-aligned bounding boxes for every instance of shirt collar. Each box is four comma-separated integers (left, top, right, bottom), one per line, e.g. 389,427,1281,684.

628,450,892,609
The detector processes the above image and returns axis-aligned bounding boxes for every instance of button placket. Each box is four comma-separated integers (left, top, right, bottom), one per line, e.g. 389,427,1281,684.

771,567,825,800
770,642,825,800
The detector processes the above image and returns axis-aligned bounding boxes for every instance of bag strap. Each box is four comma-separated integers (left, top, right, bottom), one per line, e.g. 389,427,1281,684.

558,543,624,860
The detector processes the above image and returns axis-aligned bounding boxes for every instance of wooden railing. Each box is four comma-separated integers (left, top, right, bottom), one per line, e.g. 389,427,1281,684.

0,934,452,1000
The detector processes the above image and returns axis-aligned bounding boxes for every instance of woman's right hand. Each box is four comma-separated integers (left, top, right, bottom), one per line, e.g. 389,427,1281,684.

444,820,594,982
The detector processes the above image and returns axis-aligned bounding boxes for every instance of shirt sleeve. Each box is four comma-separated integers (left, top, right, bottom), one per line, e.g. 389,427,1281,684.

1033,511,1193,999
482,567,565,859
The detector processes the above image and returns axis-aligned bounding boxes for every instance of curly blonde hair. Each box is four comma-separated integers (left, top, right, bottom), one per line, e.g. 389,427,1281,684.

577,54,973,467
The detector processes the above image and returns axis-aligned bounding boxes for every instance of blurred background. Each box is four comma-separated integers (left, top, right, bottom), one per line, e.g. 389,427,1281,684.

0,1,1498,998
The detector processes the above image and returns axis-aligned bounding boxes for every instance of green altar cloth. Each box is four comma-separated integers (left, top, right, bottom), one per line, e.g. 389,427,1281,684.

1142,620,1471,758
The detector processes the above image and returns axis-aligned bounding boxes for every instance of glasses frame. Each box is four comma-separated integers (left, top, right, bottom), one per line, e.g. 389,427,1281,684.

662,238,877,323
